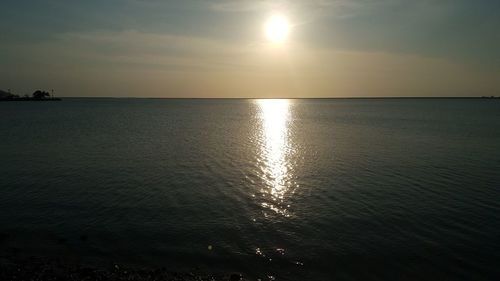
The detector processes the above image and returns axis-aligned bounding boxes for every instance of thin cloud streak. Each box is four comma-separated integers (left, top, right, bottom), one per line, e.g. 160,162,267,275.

209,0,362,12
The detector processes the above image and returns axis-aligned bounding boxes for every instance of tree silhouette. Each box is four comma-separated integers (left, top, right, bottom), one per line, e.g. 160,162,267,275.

32,90,50,99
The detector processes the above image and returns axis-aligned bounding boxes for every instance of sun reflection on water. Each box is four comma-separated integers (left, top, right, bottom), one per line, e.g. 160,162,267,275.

256,99,293,217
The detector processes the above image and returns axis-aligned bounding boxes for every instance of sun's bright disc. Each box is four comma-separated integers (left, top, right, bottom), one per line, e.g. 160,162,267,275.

265,15,290,44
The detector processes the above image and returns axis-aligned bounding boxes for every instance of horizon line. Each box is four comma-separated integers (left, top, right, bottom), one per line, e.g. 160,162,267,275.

55,96,500,100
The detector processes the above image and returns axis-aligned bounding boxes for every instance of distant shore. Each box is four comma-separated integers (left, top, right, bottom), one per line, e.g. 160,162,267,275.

0,89,61,101
0,97,61,101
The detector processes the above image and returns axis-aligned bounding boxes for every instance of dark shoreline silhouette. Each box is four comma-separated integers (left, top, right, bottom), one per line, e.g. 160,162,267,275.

0,89,61,101
0,97,62,101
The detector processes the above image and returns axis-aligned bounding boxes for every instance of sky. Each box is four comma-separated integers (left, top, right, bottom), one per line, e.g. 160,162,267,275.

1,0,499,98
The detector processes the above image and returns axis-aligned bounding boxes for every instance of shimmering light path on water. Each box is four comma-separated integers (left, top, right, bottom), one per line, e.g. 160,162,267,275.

257,99,294,217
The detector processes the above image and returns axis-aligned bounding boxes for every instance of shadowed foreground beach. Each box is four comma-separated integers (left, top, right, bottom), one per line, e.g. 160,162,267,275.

0,256,246,281
0,231,247,281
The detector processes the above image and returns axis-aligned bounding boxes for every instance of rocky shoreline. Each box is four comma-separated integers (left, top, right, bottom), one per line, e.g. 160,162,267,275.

0,232,253,281
0,256,246,281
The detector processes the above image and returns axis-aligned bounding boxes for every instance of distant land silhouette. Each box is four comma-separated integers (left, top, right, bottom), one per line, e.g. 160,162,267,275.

0,89,61,101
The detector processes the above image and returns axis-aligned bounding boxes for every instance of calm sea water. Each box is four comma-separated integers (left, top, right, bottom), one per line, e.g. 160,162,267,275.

1,98,499,280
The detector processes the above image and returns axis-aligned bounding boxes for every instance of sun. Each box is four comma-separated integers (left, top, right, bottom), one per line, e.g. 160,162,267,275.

265,15,290,44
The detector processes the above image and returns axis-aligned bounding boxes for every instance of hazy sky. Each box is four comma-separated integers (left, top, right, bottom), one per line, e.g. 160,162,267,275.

1,0,499,98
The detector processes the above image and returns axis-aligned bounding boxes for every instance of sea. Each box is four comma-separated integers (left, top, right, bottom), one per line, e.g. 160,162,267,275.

1,98,499,280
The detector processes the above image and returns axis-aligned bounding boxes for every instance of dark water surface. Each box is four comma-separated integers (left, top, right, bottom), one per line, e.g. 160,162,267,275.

1,98,499,280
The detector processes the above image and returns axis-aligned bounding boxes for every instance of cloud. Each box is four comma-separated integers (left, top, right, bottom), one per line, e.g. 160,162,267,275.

0,29,267,76
2,28,498,97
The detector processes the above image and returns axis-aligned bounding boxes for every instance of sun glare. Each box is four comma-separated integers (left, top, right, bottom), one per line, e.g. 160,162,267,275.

265,15,290,44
